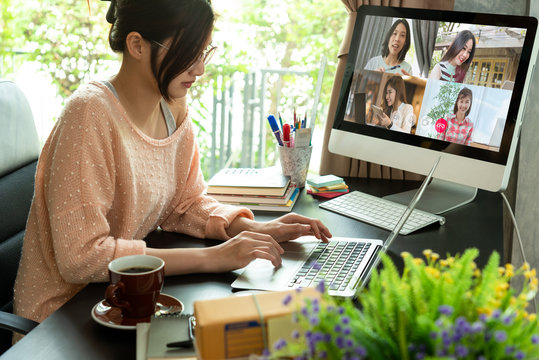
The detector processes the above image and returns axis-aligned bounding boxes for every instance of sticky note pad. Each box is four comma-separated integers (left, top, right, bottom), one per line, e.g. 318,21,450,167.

306,174,344,188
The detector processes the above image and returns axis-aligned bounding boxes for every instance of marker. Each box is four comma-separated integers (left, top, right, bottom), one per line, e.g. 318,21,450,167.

267,115,284,146
282,123,291,147
278,112,284,130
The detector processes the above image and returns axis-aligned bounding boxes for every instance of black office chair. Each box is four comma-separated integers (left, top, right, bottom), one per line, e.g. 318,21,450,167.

0,79,41,354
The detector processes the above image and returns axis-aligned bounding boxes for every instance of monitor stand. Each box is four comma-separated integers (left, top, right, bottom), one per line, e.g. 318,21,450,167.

383,178,478,215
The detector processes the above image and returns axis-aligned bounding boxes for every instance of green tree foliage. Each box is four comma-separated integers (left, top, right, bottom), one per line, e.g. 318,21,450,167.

5,0,115,98
427,81,461,121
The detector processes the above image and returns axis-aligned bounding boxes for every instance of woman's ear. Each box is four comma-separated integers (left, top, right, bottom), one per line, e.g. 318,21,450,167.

125,32,147,60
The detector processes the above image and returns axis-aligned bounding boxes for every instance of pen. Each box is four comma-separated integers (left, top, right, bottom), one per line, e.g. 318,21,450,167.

389,65,401,71
267,115,284,146
283,123,291,147
278,112,284,130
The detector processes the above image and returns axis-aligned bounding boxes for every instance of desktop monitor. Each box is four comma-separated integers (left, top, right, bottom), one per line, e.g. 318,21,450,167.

329,6,538,214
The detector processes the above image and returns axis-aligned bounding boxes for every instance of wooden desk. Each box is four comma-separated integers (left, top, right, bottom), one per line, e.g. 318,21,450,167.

2,179,503,359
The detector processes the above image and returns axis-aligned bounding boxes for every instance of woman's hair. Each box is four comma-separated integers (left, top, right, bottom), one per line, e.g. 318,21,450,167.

381,75,407,114
441,30,476,82
106,0,215,101
381,19,411,63
453,87,473,117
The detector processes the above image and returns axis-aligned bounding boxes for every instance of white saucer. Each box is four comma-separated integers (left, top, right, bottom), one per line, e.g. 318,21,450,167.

91,293,183,330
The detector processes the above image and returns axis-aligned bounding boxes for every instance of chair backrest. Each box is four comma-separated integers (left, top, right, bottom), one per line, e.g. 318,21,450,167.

0,79,40,351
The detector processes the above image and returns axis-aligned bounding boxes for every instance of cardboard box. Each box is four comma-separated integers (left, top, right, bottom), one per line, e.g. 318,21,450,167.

194,288,320,359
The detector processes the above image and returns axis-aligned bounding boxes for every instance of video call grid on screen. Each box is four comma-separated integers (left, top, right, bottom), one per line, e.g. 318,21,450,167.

335,6,537,165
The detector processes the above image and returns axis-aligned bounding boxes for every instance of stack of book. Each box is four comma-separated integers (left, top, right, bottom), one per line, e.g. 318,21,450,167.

206,167,300,212
306,174,349,199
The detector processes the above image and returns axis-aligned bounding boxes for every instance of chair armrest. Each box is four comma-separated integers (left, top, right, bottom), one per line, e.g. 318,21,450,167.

0,311,39,335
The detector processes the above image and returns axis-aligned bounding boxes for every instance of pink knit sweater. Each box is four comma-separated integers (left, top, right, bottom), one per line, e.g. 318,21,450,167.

14,81,253,324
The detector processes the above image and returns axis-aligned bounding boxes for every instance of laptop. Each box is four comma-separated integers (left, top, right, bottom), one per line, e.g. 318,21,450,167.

231,157,441,297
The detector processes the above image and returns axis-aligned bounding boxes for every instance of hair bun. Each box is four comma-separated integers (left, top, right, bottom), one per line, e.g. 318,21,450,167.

104,0,117,24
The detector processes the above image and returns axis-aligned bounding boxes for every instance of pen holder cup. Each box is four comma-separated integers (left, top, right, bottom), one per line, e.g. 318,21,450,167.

278,145,312,188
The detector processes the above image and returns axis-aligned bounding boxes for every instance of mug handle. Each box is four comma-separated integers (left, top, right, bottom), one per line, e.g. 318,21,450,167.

105,282,130,309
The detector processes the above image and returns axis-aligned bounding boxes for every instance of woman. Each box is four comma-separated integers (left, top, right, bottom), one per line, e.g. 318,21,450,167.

364,19,412,76
429,30,476,83
372,75,415,133
13,0,332,328
437,87,474,145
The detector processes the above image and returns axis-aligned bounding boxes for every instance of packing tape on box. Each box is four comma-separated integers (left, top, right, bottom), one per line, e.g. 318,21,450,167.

251,293,269,352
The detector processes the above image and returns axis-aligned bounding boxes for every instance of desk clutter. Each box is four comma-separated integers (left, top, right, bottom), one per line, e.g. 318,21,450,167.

306,174,349,199
207,167,300,212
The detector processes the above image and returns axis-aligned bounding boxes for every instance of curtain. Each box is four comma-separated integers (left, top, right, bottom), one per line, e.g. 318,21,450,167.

319,0,455,179
412,20,439,78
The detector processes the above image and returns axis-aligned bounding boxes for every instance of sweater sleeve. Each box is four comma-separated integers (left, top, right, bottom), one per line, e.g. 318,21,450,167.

160,139,253,241
45,91,145,284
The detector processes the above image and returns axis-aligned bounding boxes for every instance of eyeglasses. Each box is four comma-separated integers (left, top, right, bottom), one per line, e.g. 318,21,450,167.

151,40,217,66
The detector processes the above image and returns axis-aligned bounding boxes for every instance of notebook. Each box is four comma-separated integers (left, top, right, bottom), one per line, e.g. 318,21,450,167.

231,157,441,297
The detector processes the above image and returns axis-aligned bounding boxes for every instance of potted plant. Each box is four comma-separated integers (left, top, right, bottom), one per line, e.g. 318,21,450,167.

272,248,539,359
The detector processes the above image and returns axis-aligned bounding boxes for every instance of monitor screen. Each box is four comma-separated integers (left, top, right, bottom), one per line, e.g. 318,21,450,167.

329,6,537,212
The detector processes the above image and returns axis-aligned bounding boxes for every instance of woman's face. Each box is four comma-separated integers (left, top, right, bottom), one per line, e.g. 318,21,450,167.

452,39,474,67
388,23,407,57
154,38,209,99
456,95,471,115
385,85,396,107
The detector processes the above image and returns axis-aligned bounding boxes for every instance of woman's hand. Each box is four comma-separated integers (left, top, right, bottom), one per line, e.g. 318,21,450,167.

234,213,332,244
206,231,284,272
377,113,392,128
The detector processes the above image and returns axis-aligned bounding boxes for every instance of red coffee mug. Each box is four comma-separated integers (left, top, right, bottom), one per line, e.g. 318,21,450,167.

105,255,165,319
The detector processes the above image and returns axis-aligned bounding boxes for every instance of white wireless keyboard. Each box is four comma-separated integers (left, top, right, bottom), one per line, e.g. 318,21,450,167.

319,190,445,235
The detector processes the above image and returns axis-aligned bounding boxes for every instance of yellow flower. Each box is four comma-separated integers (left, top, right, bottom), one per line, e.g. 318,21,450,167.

522,262,530,271
440,259,449,267
413,258,424,266
505,263,514,277
498,267,505,275
425,266,440,279
473,269,481,278
423,249,432,258
401,251,412,259
529,313,537,322
431,252,440,262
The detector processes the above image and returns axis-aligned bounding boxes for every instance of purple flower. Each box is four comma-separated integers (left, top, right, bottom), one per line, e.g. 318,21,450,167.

338,306,345,314
532,334,539,344
336,336,344,347
273,338,287,351
334,324,342,333
455,345,468,357
438,305,454,316
345,339,354,348
354,346,367,356
479,313,488,322
262,348,270,356
343,327,351,335
301,306,309,317
309,315,319,326
311,261,322,270
415,353,425,360
503,314,515,325
495,330,507,342
471,321,485,333
292,330,300,339
505,345,515,355
318,350,327,359
342,316,350,325
516,350,525,359
493,309,501,319
430,331,438,339
282,294,293,306
316,280,325,293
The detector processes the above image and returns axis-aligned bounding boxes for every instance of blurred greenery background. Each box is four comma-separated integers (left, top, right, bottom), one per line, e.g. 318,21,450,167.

0,0,347,179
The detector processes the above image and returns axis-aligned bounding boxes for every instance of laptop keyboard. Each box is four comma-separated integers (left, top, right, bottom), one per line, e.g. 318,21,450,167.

288,240,371,291
319,190,445,235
